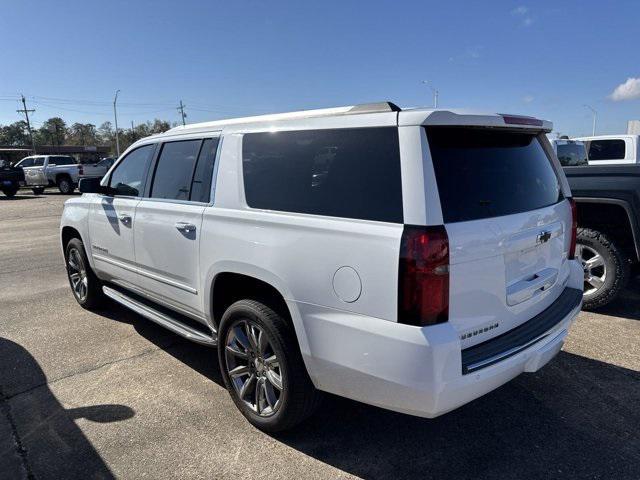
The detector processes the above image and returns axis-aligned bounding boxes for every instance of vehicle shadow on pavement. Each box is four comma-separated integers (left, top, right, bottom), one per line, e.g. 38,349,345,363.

96,300,224,385
105,299,640,480
271,351,640,480
0,337,135,480
0,195,39,201
595,276,640,321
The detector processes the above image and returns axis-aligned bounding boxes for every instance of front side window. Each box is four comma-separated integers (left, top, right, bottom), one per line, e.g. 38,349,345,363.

427,127,562,223
242,128,403,223
587,139,626,161
17,158,34,167
150,140,202,201
109,144,154,196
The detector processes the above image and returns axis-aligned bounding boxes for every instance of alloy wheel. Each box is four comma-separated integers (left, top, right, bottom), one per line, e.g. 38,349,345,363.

576,243,607,296
224,319,283,417
67,247,88,302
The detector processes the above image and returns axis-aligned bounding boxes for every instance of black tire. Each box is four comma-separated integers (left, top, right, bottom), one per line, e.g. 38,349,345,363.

32,187,45,195
218,300,321,432
577,228,630,310
64,238,104,309
2,185,18,197
57,176,75,194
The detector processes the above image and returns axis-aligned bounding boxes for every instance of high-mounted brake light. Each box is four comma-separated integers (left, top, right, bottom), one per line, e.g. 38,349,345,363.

500,114,543,127
398,225,449,326
568,198,577,259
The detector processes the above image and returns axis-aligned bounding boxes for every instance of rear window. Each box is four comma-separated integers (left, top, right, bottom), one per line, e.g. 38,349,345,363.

557,142,588,166
427,127,563,223
242,127,403,223
587,139,626,161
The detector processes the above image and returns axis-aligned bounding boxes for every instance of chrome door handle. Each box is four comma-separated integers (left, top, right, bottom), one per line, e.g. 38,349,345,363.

118,214,132,225
175,222,196,233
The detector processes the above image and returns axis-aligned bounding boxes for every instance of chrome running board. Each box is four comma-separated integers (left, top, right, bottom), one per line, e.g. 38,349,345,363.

103,286,216,346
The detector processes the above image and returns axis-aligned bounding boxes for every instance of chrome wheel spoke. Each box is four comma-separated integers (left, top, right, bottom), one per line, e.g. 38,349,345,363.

263,380,278,409
265,368,282,391
238,374,256,399
255,377,264,414
586,254,604,269
587,275,604,289
257,329,268,355
225,344,248,360
229,364,249,378
247,324,260,352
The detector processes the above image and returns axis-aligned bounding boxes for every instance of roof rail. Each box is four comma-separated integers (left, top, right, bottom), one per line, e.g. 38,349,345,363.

348,102,401,114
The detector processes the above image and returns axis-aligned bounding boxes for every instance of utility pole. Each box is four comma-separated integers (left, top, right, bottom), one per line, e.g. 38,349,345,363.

113,90,121,157
131,120,136,142
16,95,36,153
177,100,187,126
584,104,597,136
422,80,439,108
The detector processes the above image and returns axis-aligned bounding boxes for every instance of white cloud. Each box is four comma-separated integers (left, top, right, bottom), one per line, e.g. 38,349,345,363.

511,5,534,26
610,77,640,101
523,95,534,103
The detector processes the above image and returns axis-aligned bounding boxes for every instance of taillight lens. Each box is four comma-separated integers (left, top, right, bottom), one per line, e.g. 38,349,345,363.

568,198,577,259
398,225,449,326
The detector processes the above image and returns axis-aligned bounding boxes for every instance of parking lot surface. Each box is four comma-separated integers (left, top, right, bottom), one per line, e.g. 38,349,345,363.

1,192,639,480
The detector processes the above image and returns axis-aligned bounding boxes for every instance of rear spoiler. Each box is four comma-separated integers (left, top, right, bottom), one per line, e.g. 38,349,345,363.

399,109,552,132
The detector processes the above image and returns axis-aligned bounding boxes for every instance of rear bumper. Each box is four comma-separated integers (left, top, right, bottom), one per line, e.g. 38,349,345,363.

296,262,583,418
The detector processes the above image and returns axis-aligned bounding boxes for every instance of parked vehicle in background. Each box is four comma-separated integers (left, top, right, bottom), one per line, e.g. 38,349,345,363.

0,159,24,197
79,157,115,180
61,102,582,432
550,138,588,166
15,155,102,194
563,164,640,308
573,135,640,165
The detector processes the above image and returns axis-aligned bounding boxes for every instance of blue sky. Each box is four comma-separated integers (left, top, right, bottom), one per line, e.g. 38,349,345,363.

1,0,638,136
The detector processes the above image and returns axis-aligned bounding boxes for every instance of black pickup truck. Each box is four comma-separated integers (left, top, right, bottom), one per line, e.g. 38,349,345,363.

0,160,24,198
564,164,640,309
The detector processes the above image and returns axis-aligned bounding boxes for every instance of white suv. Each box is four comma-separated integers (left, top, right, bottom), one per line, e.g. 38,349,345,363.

60,102,583,431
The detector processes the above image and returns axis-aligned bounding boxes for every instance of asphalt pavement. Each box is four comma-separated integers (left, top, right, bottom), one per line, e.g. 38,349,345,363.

1,191,638,479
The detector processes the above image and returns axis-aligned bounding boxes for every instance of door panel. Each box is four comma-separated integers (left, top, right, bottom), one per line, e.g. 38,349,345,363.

88,196,140,288
133,200,205,315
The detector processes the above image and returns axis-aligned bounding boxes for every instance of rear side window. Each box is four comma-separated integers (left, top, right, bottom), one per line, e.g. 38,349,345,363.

242,128,403,223
557,142,588,166
587,139,626,160
150,140,202,200
427,128,562,223
32,158,45,167
189,138,219,203
49,156,75,165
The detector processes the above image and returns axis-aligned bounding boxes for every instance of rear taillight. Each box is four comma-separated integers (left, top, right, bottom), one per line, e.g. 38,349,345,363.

398,225,449,326
568,198,577,259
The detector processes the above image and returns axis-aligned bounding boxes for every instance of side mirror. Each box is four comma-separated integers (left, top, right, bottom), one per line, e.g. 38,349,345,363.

79,177,109,194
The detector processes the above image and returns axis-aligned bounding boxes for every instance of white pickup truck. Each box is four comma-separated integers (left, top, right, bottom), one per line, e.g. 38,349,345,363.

15,155,108,194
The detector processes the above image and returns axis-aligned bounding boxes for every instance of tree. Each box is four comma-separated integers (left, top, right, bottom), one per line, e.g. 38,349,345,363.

68,123,98,146
35,117,68,146
0,121,29,146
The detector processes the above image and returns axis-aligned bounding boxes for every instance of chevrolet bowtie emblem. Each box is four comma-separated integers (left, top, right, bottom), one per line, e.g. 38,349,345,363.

537,230,552,244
